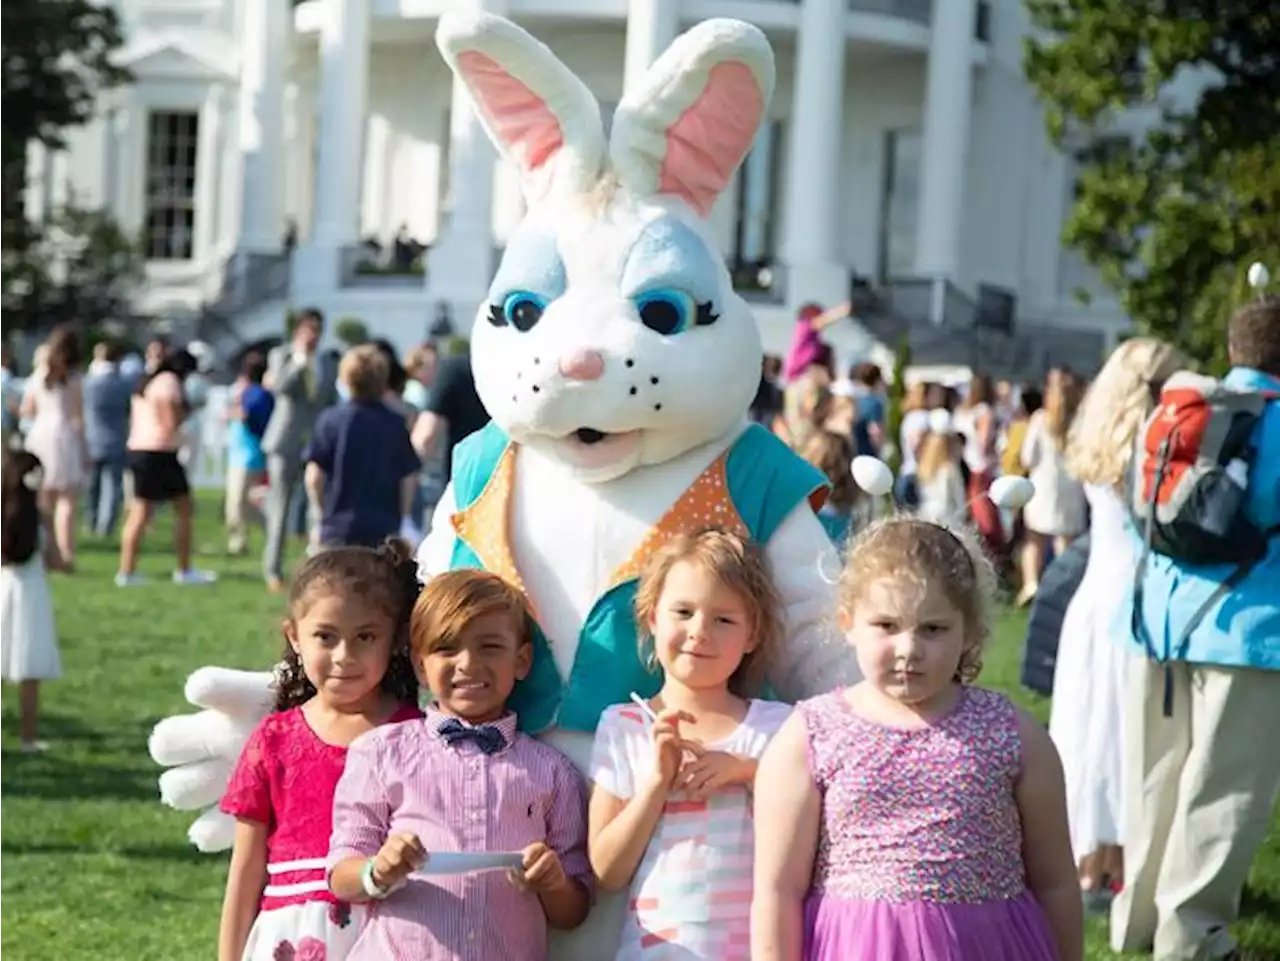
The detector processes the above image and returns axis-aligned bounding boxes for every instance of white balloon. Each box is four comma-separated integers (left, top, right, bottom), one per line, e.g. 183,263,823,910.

989,475,1035,510
851,455,894,496
927,407,954,435
1247,262,1270,290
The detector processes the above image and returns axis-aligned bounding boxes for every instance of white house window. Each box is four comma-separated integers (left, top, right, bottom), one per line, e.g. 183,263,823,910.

144,111,199,261
877,127,921,282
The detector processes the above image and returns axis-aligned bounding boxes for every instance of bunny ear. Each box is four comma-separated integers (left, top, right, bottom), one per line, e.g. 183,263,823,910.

436,12,606,203
609,19,774,217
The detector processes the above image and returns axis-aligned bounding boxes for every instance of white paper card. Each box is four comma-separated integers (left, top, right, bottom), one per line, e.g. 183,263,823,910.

412,852,525,877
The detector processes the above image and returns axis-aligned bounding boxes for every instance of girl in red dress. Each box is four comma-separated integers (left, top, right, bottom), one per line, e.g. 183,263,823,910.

218,542,423,961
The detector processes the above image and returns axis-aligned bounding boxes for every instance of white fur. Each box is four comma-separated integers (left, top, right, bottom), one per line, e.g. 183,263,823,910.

436,12,605,203
469,196,762,482
187,807,238,854
609,19,775,202
148,668,275,853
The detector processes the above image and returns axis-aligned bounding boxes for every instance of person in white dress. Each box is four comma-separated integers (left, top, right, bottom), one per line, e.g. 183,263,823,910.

1050,337,1186,904
1,449,63,753
915,409,967,526
1018,374,1087,604
20,325,85,570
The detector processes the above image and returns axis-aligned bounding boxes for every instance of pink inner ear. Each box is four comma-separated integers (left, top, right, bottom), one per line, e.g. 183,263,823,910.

659,61,764,217
457,50,564,174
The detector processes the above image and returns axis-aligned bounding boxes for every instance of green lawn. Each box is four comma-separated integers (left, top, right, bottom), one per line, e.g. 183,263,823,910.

2,495,1277,959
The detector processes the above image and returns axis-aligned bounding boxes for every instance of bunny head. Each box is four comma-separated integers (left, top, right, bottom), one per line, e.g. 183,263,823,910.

437,14,774,482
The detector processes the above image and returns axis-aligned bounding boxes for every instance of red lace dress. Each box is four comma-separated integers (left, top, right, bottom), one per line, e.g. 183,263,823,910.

221,704,421,961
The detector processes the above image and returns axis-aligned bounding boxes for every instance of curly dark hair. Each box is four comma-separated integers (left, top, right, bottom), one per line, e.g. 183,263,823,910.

1229,296,1280,377
272,539,423,710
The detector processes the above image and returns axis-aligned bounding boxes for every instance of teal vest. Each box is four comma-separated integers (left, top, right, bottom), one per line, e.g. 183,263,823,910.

448,422,827,734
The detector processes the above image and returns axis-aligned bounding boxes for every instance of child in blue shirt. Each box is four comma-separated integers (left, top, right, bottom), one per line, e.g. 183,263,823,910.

226,352,275,554
1111,296,1280,961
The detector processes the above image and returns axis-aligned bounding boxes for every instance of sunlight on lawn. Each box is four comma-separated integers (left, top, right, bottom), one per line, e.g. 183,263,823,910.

1,497,1276,960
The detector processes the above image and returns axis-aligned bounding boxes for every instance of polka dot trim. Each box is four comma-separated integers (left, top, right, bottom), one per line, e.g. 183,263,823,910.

607,454,748,589
452,445,749,599
450,444,528,596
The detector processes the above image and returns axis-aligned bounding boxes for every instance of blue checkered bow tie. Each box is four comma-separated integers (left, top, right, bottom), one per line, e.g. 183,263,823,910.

437,717,506,755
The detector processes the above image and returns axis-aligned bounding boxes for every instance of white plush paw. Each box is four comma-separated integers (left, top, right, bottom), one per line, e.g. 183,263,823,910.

150,667,276,853
187,807,238,853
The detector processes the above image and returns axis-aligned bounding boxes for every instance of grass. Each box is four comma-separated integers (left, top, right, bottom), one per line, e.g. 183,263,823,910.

2,494,1277,959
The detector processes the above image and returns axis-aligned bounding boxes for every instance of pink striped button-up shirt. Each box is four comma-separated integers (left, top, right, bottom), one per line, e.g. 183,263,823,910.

327,709,592,961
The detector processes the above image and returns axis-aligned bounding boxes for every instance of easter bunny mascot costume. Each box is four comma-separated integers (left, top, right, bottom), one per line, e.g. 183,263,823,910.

149,11,860,956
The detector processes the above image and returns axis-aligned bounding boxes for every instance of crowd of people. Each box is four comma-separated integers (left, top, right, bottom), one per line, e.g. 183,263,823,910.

752,303,1095,610
1,290,1276,961
0,312,488,750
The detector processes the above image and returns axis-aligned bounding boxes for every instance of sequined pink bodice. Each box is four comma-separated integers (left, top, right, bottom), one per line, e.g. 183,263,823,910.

800,686,1030,904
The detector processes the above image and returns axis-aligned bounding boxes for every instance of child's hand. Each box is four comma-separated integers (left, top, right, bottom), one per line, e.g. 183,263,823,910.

510,841,568,893
650,709,696,791
372,832,426,889
677,746,755,800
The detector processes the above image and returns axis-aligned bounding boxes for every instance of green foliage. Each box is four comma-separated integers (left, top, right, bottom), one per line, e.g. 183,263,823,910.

1023,0,1280,373
0,1,130,152
2,0,134,331
3,199,146,330
886,333,911,474
334,316,370,347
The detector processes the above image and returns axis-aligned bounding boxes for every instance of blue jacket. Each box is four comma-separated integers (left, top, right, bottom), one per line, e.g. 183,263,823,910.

1120,367,1280,671
82,367,134,461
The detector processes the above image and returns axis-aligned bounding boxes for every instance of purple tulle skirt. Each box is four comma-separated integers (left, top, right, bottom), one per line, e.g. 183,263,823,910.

803,890,1060,960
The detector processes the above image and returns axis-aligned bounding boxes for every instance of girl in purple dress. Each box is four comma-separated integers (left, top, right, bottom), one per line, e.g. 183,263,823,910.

751,518,1083,961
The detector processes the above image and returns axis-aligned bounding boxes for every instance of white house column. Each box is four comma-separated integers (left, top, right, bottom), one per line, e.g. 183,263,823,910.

196,83,225,261
913,0,977,282
425,77,497,313
295,0,369,294
740,125,773,262
779,0,847,310
624,0,679,95
236,0,287,252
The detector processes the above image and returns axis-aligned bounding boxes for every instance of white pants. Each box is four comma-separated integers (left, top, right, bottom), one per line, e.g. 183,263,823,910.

1111,657,1280,960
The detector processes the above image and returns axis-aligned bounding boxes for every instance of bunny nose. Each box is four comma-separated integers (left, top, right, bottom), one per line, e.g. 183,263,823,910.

558,348,605,381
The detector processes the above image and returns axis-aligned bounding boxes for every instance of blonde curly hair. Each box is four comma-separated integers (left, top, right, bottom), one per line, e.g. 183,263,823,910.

1064,337,1186,488
837,517,996,683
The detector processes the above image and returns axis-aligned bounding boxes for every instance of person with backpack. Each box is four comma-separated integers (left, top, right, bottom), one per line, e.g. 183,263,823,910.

1111,291,1280,961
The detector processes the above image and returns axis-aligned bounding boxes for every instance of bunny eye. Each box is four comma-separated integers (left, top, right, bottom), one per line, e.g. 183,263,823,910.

487,291,547,332
634,288,720,336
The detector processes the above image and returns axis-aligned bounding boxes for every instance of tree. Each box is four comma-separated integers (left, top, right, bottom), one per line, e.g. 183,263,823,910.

2,0,134,330
334,317,371,348
0,2,129,137
1023,1,1280,372
14,199,147,329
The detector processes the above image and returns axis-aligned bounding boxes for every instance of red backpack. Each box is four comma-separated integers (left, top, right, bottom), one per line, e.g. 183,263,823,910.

1129,371,1277,566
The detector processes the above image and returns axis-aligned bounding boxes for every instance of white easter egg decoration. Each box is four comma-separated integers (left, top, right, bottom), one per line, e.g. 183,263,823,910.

851,456,894,497
927,408,953,434
1247,262,1270,290
990,475,1035,510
